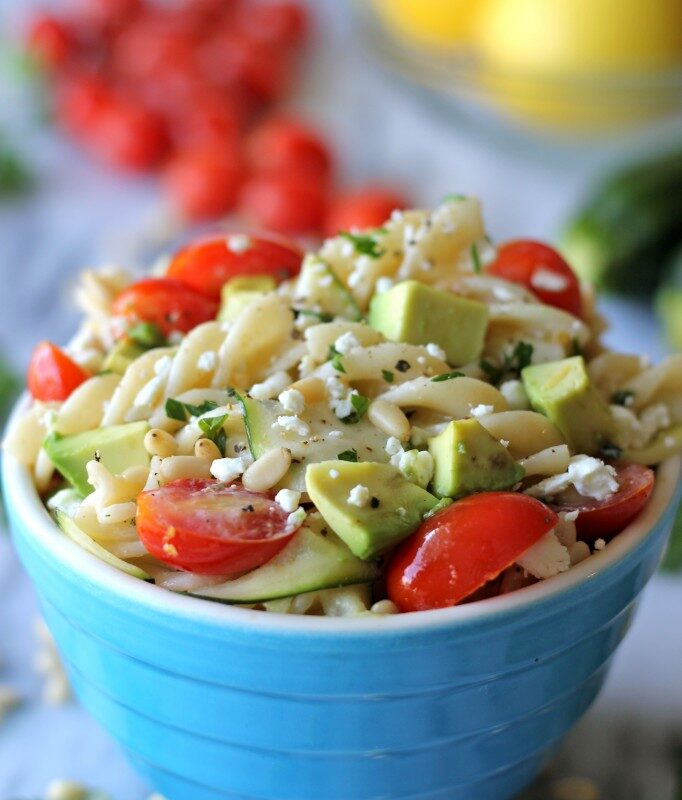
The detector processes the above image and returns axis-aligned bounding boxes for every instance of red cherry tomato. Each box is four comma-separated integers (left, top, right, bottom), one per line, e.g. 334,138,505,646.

487,240,583,318
167,234,302,300
87,97,168,171
111,279,219,337
27,341,90,403
553,462,655,541
238,174,327,234
167,90,244,151
136,479,298,574
232,1,309,47
162,148,243,222
386,493,558,612
70,0,141,34
246,117,332,181
323,187,409,236
55,73,112,137
27,14,74,70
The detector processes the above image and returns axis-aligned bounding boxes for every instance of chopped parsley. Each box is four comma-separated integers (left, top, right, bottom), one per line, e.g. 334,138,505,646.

328,344,346,373
341,393,370,425
395,359,410,373
479,358,503,386
470,243,482,274
198,414,228,456
128,322,167,349
381,369,394,383
480,341,534,386
339,231,384,259
611,389,635,406
337,449,358,462
165,397,219,422
431,370,465,383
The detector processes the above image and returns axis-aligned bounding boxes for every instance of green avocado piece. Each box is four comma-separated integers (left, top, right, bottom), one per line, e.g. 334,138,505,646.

428,418,525,498
218,275,277,323
368,280,488,366
305,460,439,559
522,356,616,456
295,255,362,321
103,341,146,375
44,421,150,497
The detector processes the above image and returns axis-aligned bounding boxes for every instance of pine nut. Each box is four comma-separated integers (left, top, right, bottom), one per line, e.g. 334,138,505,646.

194,438,222,461
368,399,411,441
144,428,177,458
242,447,292,492
160,455,212,483
370,599,400,615
290,376,327,404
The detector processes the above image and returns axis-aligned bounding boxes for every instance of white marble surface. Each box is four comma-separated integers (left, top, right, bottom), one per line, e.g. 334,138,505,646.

0,1,681,798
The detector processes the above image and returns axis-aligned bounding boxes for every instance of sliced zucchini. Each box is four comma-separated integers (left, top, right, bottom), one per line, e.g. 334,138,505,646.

190,524,379,604
294,255,362,321
240,395,390,491
55,509,152,581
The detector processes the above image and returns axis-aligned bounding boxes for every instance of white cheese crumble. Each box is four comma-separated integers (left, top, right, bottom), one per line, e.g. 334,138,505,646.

470,403,494,418
499,379,530,410
425,342,447,360
385,436,404,467
334,331,361,355
275,489,301,513
197,350,218,372
374,277,394,294
286,506,307,530
273,415,311,437
398,449,434,489
612,403,671,450
347,484,370,507
227,234,251,253
298,354,317,378
526,455,618,502
530,267,569,293
278,388,305,414
594,538,606,551
249,371,291,401
210,456,250,483
517,530,571,579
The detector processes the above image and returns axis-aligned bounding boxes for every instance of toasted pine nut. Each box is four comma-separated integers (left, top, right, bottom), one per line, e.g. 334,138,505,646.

242,447,291,492
370,600,400,615
194,438,222,461
160,455,212,483
144,428,177,458
568,541,591,566
368,399,411,441
290,376,327,404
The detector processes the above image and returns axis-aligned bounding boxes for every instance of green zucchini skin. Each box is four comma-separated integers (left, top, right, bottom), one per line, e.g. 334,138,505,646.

656,245,682,350
560,147,682,295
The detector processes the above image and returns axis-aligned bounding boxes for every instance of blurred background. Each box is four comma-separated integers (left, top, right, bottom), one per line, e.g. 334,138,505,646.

0,1,681,798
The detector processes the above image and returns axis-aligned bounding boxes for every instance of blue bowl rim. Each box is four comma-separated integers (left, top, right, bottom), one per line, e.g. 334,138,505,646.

3,398,681,637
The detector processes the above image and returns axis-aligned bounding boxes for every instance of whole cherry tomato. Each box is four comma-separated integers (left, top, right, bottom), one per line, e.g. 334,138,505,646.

27,342,90,402
27,14,74,71
238,174,327,234
323,187,409,236
245,116,332,181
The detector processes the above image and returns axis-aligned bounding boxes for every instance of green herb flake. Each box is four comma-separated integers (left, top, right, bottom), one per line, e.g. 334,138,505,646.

328,344,346,373
128,322,167,349
339,231,384,259
165,397,187,422
341,393,370,425
337,449,358,462
431,370,465,383
198,413,229,456
611,389,635,406
381,369,394,383
479,359,503,386
470,243,482,274
505,341,534,373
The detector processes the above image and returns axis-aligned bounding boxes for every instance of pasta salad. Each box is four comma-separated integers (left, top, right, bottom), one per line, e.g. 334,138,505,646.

5,197,682,615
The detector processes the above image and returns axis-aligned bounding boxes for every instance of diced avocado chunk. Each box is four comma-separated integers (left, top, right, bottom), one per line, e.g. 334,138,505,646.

218,275,277,323
428,418,525,498
305,460,439,559
103,341,146,374
44,421,150,497
368,280,488,366
55,510,152,580
522,356,616,456
295,255,362,321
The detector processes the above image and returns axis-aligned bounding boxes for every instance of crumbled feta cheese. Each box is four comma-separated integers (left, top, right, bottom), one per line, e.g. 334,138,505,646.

526,455,618,501
340,240,355,258
470,403,494,418
374,277,394,294
500,439,510,448
275,489,301,513
396,506,407,517
416,356,427,365
249,371,291,401
227,234,251,253
210,456,249,483
398,449,434,489
530,267,569,293
334,331,361,355
594,538,606,551
329,468,340,479
327,430,343,439
347,484,370,507
517,530,570,579
499,379,530,410
385,436,405,467
298,354,317,378
612,402,670,450
273,415,311,437
278,388,305,414
286,506,307,530
425,342,447,360
197,350,218,372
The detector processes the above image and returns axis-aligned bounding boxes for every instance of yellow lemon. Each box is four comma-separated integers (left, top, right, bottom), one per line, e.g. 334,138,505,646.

371,0,483,50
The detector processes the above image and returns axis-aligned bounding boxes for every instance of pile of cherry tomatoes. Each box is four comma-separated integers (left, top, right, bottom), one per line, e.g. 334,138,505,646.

26,0,408,234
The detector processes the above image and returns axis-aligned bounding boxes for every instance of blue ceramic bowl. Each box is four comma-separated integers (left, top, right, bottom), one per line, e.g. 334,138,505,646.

4,441,681,800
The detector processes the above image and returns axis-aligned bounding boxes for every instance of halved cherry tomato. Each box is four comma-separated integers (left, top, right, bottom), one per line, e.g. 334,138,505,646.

553,462,655,541
136,479,298,574
386,492,558,612
245,117,332,181
323,187,409,236
238,174,327,234
111,278,219,337
162,148,243,222
27,341,90,402
27,14,74,70
487,240,583,318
